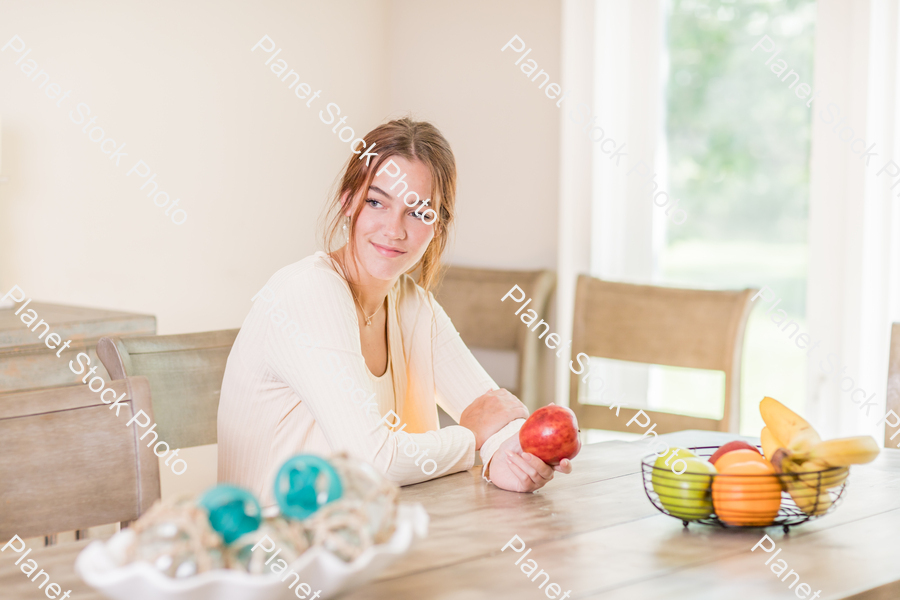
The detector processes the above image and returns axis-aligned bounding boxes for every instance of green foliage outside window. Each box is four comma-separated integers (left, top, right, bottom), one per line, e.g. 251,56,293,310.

657,0,817,434
666,0,816,248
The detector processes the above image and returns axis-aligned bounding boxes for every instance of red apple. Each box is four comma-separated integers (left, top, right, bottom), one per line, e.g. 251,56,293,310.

708,440,761,465
518,404,581,465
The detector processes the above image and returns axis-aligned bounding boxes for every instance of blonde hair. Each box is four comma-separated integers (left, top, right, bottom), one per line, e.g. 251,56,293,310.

321,117,456,291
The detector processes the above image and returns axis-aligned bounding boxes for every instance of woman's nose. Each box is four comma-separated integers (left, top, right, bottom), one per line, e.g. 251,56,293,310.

383,209,406,239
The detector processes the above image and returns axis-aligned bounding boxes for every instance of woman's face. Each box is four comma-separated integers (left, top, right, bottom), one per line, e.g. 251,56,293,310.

345,156,436,283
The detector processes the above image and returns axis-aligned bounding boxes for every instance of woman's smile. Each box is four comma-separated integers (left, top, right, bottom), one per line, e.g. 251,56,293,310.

371,242,407,258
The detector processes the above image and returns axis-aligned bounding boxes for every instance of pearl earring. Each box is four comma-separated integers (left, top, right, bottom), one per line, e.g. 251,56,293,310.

343,217,349,232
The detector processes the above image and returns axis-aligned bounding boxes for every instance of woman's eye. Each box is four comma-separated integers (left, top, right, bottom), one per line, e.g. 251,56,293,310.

366,199,382,208
409,209,426,220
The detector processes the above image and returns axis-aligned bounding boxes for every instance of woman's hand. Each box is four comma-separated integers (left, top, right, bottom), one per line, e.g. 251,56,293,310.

459,388,529,450
487,432,574,493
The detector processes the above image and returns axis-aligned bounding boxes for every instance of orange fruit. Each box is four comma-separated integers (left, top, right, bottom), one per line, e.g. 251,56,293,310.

712,461,782,526
713,449,769,472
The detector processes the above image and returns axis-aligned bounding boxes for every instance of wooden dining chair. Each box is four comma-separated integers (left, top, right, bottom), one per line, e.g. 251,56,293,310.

884,323,900,447
97,329,238,449
568,276,757,434
0,377,160,541
433,266,556,412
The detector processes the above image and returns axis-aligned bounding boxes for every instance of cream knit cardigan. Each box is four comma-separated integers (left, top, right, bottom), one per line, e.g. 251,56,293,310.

217,252,522,506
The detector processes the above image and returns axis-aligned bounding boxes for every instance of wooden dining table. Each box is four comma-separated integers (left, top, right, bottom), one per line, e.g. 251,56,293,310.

3,430,899,600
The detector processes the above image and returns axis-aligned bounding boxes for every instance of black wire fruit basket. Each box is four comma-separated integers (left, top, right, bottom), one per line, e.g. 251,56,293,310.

641,446,848,533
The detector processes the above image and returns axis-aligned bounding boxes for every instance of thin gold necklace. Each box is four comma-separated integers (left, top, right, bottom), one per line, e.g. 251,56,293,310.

350,287,383,326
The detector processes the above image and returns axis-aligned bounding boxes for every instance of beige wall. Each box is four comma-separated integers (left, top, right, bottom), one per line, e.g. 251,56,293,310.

0,0,561,499
0,0,559,333
386,0,560,270
0,0,391,334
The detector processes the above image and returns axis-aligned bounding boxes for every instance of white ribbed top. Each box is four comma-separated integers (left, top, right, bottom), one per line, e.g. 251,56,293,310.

217,252,518,506
366,348,395,416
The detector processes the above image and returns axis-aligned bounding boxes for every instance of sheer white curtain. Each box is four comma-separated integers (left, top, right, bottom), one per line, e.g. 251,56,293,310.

807,0,900,440
555,0,665,410
555,0,593,407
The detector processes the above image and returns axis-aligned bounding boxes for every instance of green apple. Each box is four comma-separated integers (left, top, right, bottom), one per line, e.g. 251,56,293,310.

650,446,698,476
651,449,716,520
650,447,695,502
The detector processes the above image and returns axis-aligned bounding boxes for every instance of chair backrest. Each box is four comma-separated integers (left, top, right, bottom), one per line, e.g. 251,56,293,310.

433,266,556,411
569,276,757,434
0,377,160,540
885,323,900,447
97,330,239,449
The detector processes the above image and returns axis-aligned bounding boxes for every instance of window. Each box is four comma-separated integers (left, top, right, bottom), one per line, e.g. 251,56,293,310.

658,0,816,434
583,0,817,437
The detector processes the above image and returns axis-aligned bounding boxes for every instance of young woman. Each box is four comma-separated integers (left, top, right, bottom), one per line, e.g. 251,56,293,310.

217,118,572,506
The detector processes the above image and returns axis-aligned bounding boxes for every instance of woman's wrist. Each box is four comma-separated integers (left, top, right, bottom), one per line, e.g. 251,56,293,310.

461,419,503,450
479,418,525,481
461,423,486,451
459,388,530,450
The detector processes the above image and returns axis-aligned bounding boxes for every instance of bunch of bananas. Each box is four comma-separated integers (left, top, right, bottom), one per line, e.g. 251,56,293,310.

759,396,879,516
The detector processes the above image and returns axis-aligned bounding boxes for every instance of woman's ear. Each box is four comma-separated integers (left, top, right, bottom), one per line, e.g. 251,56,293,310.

340,191,354,217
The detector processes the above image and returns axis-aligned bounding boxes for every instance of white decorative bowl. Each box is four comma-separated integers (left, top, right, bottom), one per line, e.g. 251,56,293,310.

75,503,429,600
